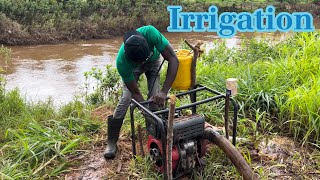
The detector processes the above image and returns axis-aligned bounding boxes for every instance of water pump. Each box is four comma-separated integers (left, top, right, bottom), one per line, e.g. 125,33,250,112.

129,84,257,180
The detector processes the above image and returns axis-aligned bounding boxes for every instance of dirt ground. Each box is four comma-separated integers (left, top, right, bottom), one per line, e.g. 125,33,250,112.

64,133,135,180
63,106,320,180
249,136,320,179
64,105,148,180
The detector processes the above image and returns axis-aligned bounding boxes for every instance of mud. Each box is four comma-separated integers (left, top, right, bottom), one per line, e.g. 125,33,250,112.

64,133,134,180
64,106,148,180
249,136,320,179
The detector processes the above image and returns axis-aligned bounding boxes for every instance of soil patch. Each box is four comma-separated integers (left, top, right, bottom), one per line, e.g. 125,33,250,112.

249,136,320,179
91,105,115,121
64,133,135,180
64,105,148,180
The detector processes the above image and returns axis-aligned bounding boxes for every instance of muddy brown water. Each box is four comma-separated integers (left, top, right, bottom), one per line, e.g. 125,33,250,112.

1,29,317,105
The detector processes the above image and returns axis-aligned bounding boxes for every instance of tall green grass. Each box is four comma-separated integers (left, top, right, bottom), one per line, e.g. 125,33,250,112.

0,88,100,179
198,31,320,146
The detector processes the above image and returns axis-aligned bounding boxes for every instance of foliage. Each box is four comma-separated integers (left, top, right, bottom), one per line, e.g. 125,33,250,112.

2,0,316,45
59,100,90,119
0,45,11,93
1,119,99,179
0,45,11,68
0,89,26,139
84,65,121,105
0,0,212,45
0,45,12,134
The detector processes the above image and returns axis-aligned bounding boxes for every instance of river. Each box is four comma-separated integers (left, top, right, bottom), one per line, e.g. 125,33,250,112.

0,31,313,105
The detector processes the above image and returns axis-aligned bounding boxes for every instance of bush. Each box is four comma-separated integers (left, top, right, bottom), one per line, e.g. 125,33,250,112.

0,0,216,45
84,65,121,105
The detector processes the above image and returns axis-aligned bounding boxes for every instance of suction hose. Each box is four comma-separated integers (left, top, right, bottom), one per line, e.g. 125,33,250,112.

203,127,258,180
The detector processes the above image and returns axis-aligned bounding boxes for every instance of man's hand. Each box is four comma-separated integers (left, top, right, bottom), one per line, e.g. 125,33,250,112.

152,91,167,105
124,81,144,102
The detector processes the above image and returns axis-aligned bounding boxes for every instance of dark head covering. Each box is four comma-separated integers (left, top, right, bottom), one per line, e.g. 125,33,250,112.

124,30,151,62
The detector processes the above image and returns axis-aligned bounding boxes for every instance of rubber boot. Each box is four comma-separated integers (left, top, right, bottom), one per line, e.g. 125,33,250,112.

104,115,123,159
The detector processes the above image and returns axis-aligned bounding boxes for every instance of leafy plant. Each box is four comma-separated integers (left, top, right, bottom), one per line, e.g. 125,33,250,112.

0,45,11,97
84,65,121,105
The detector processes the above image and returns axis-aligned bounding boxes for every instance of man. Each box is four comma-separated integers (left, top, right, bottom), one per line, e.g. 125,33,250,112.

104,25,179,159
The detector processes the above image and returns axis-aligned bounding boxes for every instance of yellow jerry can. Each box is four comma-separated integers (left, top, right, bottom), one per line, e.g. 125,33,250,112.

172,49,193,90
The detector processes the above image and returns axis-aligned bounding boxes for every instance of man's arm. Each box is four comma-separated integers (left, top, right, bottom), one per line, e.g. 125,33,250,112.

161,44,179,93
152,44,179,105
124,81,144,102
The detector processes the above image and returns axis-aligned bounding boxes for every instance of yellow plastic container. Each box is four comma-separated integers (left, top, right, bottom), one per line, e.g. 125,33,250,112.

172,49,193,90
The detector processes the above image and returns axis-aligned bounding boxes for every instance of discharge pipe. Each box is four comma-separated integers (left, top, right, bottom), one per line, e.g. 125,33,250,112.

203,126,258,180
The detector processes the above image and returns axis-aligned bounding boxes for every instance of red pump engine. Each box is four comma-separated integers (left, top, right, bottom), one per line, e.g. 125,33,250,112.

146,115,207,178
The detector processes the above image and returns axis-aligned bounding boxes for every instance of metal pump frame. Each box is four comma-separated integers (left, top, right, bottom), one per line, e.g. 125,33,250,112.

129,84,239,179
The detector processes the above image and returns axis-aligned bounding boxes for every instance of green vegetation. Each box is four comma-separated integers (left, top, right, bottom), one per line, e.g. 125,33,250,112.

0,45,10,98
0,0,190,45
84,65,121,105
0,0,319,45
197,31,320,146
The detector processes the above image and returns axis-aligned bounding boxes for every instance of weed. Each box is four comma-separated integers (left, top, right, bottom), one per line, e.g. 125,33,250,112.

84,65,121,105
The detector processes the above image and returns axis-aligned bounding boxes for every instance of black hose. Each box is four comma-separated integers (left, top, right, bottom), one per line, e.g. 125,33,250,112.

147,59,166,99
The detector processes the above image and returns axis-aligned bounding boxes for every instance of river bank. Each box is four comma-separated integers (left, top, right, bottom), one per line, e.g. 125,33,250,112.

0,0,319,45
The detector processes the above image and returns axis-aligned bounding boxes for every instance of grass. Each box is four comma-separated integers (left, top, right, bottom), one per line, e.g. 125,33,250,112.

0,90,101,179
197,31,320,146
